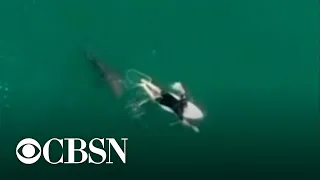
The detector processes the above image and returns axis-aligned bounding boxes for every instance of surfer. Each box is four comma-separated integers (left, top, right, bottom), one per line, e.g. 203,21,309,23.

125,69,202,133
153,82,200,132
154,82,188,121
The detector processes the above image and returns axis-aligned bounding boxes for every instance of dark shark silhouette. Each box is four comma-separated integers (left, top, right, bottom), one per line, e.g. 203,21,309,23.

85,51,124,97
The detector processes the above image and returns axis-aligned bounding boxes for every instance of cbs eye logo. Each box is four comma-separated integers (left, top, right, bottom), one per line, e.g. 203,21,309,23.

16,138,41,164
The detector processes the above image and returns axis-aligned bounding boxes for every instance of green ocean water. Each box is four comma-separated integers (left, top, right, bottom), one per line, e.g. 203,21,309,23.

0,0,319,179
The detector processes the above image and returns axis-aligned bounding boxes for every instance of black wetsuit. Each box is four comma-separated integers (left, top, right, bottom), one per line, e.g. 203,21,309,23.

155,92,187,120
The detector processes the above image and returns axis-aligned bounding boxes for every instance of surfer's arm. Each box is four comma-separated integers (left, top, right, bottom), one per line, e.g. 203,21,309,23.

137,99,150,107
169,119,200,133
173,104,184,121
182,120,200,133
